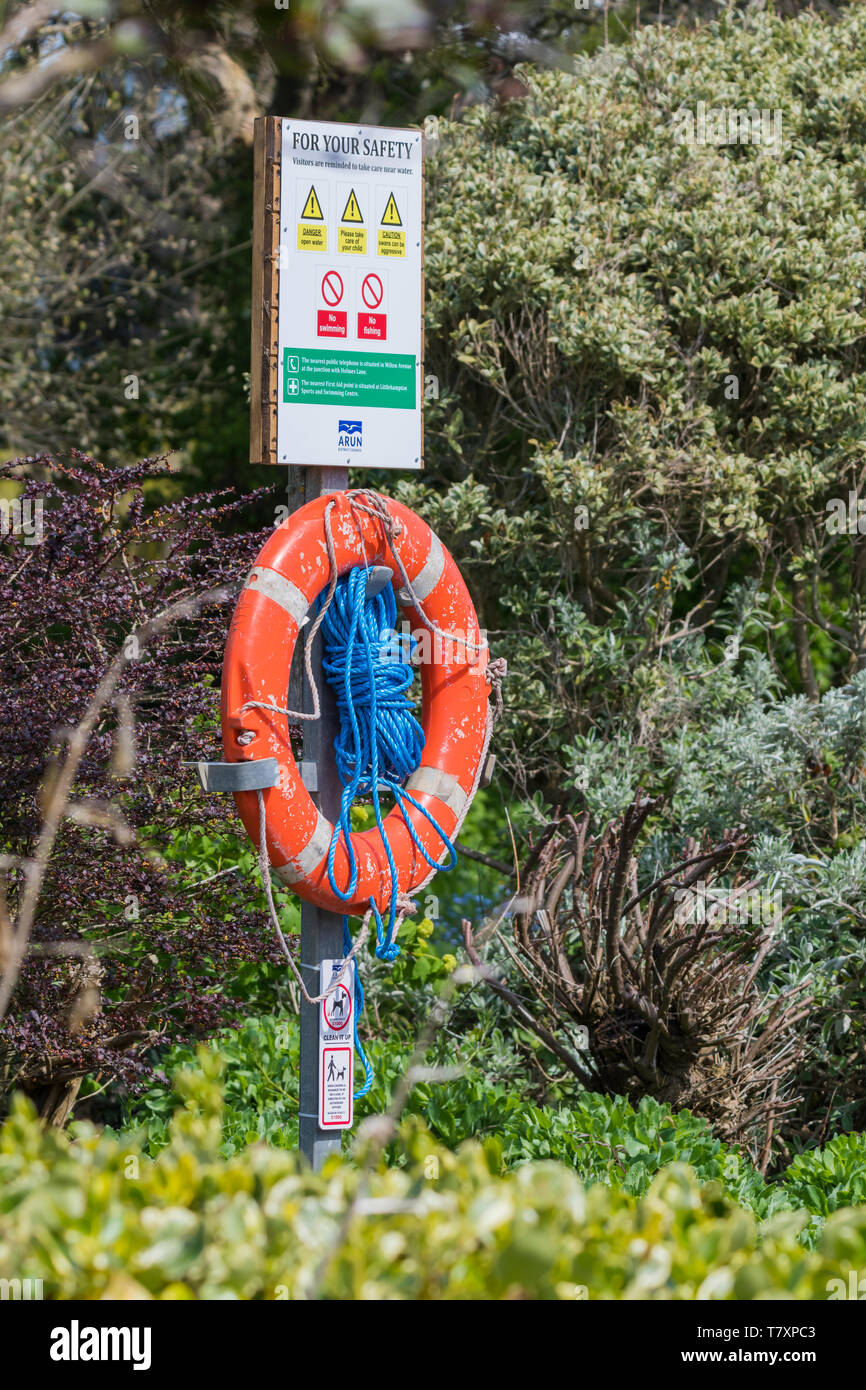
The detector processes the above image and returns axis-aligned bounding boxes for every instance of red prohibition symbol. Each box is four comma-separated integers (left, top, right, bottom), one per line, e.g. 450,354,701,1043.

324,983,351,1031
321,270,344,306
361,272,384,309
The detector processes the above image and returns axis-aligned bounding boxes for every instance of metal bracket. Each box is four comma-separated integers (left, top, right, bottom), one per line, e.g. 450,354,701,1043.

480,753,496,788
365,565,393,600
190,758,280,792
299,760,318,791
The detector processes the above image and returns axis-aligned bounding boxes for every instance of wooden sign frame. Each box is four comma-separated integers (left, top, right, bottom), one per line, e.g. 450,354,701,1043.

251,115,425,469
250,116,281,465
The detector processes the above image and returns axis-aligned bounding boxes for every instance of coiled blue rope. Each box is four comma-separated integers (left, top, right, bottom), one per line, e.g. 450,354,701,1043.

320,564,457,1097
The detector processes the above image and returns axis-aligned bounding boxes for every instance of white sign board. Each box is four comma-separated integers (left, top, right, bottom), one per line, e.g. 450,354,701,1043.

278,119,423,470
319,957,355,1129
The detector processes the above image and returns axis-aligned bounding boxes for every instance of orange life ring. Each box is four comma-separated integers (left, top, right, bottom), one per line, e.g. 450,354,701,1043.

221,491,492,915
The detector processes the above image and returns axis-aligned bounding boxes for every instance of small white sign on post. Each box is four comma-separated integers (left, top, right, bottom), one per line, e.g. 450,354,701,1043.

319,958,355,1129
278,118,424,470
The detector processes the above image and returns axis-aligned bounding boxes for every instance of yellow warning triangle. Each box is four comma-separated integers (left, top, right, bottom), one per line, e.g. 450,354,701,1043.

301,185,324,220
341,189,363,224
381,192,402,226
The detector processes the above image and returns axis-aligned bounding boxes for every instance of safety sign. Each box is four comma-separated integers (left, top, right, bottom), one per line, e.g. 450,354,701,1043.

339,187,366,255
342,189,363,222
317,268,347,338
321,270,343,305
358,314,386,341
378,192,405,257
298,184,327,251
319,957,355,1128
277,118,423,469
356,271,386,339
361,272,383,308
302,185,324,219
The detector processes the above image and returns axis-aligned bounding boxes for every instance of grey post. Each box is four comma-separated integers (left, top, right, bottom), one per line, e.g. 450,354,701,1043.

293,464,348,1170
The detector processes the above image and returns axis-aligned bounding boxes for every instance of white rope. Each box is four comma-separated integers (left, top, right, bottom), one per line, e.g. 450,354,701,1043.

255,788,368,1006
239,498,341,725
346,488,488,656
486,655,507,723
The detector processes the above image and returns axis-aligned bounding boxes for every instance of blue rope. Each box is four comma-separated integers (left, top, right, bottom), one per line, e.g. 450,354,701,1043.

320,564,457,1098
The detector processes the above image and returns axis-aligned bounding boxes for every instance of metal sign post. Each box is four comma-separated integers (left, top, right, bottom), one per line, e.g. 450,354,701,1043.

250,115,424,1169
294,464,347,1169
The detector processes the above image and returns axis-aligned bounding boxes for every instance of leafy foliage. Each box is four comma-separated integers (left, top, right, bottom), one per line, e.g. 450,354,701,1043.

120,1011,855,1245
398,8,866,1144
408,6,866,793
0,1,683,131
784,1135,866,1219
4,11,866,1297
0,456,287,1113
3,1051,864,1300
0,68,250,471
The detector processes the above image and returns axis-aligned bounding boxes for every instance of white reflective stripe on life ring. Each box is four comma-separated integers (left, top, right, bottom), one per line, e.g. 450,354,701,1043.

407,533,445,601
273,810,332,884
246,567,309,625
405,764,469,819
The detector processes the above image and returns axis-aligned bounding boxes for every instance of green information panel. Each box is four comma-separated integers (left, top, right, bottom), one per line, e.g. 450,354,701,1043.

283,347,416,409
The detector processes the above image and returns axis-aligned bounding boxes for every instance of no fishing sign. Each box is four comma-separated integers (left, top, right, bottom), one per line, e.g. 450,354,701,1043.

250,117,424,470
319,958,355,1129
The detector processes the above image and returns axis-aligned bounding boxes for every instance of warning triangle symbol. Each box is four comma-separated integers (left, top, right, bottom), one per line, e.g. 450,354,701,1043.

341,189,363,224
381,192,402,226
301,185,324,220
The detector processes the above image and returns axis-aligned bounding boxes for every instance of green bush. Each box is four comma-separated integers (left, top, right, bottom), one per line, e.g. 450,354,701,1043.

414,6,866,785
784,1135,866,1218
3,1051,865,1300
120,1014,853,1240
397,8,866,1142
